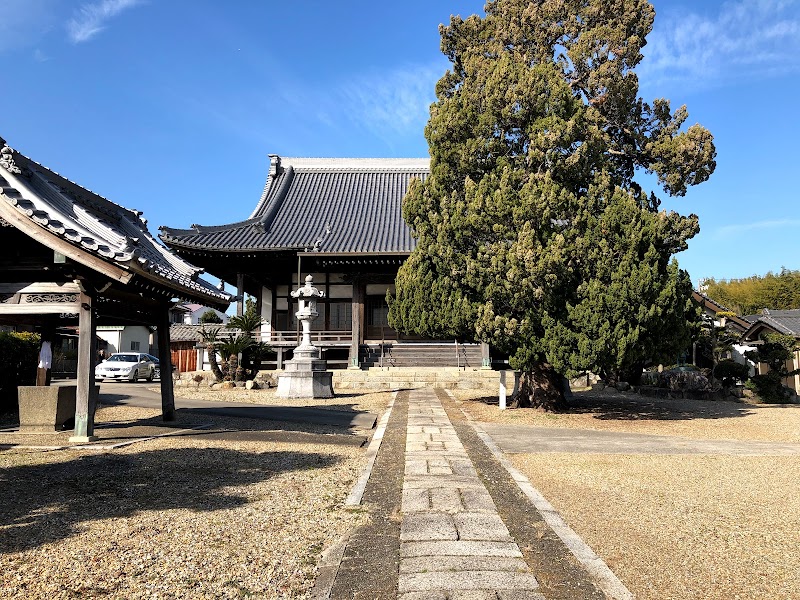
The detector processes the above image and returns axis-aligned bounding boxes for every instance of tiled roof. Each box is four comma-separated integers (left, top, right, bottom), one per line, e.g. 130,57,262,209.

744,309,800,338
691,290,750,331
159,156,429,254
169,324,241,342
169,324,205,342
0,137,231,307
741,309,800,342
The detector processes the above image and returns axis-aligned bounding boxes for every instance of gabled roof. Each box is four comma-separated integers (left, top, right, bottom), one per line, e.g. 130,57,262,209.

0,137,231,308
742,308,800,341
691,290,750,332
159,156,429,254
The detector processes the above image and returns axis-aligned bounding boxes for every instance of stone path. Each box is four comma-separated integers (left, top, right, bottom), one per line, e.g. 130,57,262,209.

398,389,545,599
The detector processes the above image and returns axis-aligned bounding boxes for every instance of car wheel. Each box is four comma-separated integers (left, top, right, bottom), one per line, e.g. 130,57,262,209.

129,369,138,382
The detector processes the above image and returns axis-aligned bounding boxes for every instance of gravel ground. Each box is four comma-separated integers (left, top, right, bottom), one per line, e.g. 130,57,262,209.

0,393,393,599
453,389,800,600
165,386,391,415
454,389,800,442
511,453,800,600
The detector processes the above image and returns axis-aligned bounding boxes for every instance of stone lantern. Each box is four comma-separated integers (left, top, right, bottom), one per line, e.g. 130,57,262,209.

276,275,334,398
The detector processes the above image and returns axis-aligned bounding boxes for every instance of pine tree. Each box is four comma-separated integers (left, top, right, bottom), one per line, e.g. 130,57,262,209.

389,0,715,410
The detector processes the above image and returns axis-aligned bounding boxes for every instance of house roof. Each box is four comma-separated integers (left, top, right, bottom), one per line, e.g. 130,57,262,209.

742,308,800,341
169,324,205,342
691,290,750,332
0,137,231,309
159,156,429,255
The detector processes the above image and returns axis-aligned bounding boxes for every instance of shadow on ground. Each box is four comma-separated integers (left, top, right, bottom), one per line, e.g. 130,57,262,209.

0,445,342,553
474,390,757,421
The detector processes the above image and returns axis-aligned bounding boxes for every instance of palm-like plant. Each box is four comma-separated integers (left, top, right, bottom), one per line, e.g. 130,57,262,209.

218,333,254,381
200,326,224,381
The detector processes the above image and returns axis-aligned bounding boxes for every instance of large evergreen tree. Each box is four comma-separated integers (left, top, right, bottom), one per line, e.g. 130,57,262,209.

388,0,715,409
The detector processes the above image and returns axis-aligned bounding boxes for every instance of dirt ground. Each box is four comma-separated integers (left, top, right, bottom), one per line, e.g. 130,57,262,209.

456,389,800,600
0,390,394,600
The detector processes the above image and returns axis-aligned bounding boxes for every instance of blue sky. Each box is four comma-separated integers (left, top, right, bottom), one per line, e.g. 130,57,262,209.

2,0,799,285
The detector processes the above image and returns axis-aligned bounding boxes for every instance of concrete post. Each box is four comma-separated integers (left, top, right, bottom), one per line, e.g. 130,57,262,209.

499,370,507,411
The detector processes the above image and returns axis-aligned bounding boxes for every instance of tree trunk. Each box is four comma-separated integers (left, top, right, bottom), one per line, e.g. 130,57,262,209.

227,354,239,381
207,346,224,382
510,362,567,412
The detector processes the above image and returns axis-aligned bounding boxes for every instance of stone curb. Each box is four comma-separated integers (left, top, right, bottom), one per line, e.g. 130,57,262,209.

345,389,398,506
448,390,634,600
310,532,351,600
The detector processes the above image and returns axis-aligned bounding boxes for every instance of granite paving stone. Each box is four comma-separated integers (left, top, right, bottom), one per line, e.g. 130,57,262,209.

399,388,544,598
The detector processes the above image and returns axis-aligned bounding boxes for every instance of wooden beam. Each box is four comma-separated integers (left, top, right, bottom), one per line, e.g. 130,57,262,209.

0,303,79,315
70,290,98,442
0,200,133,284
0,282,81,294
158,304,176,421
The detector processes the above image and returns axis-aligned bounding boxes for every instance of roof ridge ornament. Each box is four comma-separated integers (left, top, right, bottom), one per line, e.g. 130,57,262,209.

0,144,21,174
268,154,281,177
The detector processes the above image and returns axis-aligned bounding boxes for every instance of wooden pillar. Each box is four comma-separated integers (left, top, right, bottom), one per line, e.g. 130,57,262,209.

236,273,245,317
158,305,176,421
349,280,364,369
70,290,98,442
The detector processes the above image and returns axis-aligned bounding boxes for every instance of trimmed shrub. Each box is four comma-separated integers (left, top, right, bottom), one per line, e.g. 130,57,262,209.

0,331,41,412
713,359,750,387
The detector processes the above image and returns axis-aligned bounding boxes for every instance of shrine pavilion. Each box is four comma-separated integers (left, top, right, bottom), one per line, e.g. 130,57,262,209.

160,155,489,369
0,136,231,440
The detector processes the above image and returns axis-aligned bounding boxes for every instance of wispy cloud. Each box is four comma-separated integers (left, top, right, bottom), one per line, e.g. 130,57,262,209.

67,0,143,44
335,63,443,141
33,48,52,63
714,218,800,238
640,0,800,89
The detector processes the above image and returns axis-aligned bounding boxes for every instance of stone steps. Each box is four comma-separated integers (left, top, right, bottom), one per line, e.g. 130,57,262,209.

360,343,484,369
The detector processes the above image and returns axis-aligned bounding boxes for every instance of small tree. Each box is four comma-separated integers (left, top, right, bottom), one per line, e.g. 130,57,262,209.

697,311,740,388
198,309,223,324
745,333,799,402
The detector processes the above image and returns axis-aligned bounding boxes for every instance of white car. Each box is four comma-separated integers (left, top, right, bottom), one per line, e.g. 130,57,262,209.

95,353,158,382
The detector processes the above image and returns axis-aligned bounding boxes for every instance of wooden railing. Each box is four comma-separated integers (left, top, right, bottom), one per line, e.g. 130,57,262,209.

257,330,353,346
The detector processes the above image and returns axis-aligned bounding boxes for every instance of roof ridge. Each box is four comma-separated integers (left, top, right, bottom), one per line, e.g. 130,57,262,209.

282,157,430,170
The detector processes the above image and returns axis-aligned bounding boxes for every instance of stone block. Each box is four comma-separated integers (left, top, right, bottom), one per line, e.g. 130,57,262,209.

454,513,512,541
400,555,530,574
276,369,333,399
18,385,77,432
400,513,458,541
400,540,523,559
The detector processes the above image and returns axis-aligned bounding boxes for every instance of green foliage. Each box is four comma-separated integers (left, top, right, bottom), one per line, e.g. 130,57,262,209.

745,333,799,402
389,0,714,406
198,309,223,324
704,268,800,315
696,311,741,386
713,359,750,387
0,331,41,412
204,304,269,382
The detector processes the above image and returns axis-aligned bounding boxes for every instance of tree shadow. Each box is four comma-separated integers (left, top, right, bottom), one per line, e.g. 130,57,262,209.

0,446,341,554
473,390,756,421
